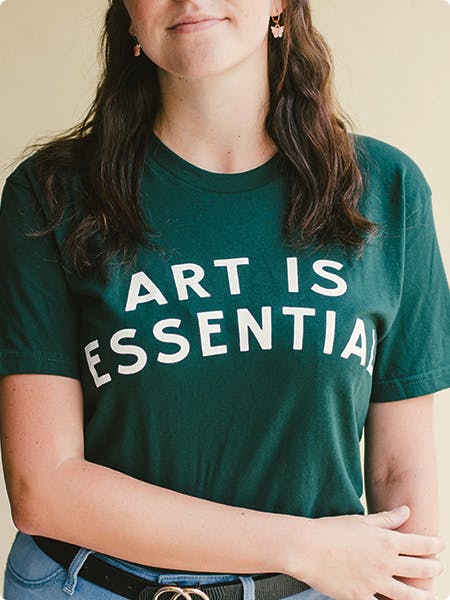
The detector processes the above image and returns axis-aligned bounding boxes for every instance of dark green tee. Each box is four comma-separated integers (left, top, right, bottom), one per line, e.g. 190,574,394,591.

1,133,449,520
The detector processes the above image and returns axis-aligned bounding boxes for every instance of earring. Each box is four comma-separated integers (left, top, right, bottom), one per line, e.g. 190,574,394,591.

132,35,141,57
270,12,284,38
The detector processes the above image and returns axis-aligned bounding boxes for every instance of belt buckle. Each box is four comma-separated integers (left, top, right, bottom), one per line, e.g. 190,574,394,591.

139,583,211,600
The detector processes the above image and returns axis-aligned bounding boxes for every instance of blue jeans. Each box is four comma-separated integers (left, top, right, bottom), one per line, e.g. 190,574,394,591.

3,531,333,600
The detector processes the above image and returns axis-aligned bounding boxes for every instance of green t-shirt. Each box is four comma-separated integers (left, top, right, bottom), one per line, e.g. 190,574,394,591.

1,133,449,520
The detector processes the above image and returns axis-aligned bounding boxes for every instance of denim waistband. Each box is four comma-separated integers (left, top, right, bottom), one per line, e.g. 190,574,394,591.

25,532,263,600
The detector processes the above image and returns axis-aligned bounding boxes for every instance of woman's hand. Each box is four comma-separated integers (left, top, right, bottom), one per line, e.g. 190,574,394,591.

286,505,445,600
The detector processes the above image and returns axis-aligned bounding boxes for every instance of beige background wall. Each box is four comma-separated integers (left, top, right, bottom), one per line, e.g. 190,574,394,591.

0,0,449,597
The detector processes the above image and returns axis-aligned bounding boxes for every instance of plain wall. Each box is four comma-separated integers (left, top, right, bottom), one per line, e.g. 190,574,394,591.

0,0,449,597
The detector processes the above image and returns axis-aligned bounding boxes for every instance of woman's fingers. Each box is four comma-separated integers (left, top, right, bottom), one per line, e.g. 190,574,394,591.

381,577,438,600
393,530,446,557
394,555,444,579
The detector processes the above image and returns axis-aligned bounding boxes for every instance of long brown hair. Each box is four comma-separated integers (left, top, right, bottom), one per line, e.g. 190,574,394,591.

15,0,376,280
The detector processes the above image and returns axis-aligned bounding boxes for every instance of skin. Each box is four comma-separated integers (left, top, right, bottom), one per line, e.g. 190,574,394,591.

123,0,286,173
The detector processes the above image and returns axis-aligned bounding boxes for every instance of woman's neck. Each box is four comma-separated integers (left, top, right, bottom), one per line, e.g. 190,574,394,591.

153,49,278,173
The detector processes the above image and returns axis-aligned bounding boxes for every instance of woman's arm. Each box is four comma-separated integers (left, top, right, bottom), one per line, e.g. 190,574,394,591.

364,394,440,596
0,372,312,576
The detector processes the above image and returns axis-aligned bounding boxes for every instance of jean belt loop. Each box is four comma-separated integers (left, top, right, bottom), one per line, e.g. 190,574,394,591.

237,575,256,600
62,547,96,595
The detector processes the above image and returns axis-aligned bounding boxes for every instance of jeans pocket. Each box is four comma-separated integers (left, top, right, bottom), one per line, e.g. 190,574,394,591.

5,531,66,589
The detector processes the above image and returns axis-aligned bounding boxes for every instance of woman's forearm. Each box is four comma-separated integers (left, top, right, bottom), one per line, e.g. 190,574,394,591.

19,457,314,576
365,465,440,594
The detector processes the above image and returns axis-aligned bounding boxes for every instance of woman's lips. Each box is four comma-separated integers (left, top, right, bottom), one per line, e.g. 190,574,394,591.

169,18,225,33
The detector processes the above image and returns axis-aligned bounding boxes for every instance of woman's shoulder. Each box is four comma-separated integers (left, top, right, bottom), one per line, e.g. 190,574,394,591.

3,144,85,216
2,146,84,231
349,132,431,195
4,141,85,192
4,151,40,188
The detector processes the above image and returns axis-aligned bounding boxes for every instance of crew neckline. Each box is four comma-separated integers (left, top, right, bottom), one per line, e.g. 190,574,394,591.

145,131,282,193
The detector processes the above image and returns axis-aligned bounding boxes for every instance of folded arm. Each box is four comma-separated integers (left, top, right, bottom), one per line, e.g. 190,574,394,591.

0,373,313,576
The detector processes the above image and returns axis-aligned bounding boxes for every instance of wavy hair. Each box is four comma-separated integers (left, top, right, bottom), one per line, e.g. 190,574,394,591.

16,0,376,279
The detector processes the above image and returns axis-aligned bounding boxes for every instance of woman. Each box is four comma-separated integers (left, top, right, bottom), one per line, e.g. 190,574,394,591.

0,1,449,599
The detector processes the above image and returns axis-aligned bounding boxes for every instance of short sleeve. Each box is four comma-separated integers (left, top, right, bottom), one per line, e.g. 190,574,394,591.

370,169,450,402
0,167,81,379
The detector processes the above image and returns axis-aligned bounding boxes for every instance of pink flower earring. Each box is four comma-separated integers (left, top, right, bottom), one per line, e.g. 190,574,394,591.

133,35,141,57
271,12,285,38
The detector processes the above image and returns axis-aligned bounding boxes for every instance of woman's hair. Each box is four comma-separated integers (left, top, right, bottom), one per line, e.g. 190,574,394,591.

16,0,376,279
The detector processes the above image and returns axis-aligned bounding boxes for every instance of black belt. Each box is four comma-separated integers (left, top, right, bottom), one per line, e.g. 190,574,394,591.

31,535,311,600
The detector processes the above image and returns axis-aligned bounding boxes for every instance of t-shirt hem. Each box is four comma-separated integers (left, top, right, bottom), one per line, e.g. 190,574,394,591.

370,364,450,402
0,351,81,380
